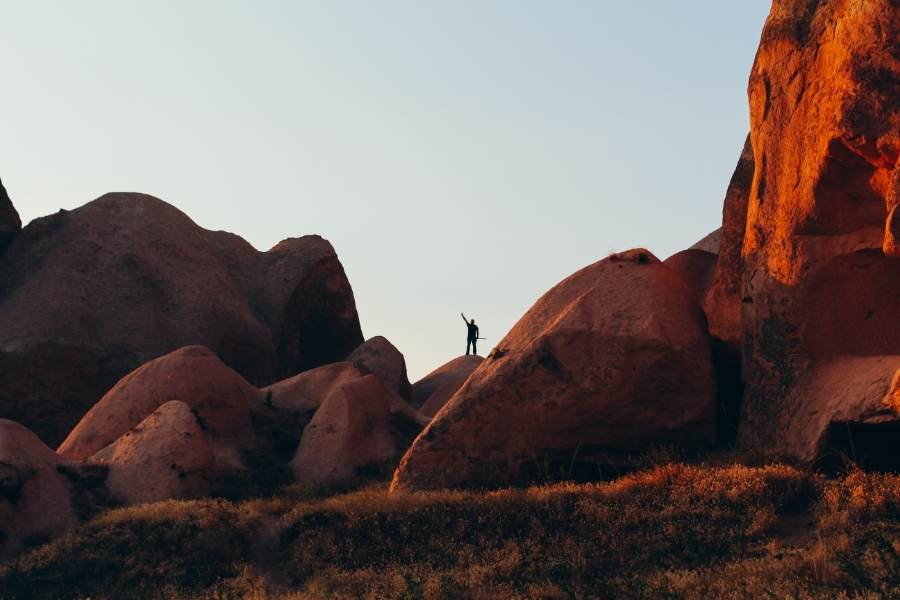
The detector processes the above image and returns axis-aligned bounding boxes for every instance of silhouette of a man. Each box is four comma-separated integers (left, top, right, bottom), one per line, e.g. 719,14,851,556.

461,312,479,356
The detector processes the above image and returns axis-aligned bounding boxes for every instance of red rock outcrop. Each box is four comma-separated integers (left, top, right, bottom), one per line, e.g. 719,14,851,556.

0,193,363,444
412,355,483,418
87,401,218,505
58,346,258,469
0,178,20,253
347,336,412,400
704,135,755,348
736,1,900,461
391,249,717,492
292,375,426,484
258,361,367,416
663,249,717,308
0,420,76,560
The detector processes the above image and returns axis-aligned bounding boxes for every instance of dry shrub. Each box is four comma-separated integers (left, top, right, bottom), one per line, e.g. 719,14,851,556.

1,464,898,599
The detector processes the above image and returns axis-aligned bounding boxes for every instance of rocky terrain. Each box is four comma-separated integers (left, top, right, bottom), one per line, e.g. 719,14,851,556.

0,1,898,597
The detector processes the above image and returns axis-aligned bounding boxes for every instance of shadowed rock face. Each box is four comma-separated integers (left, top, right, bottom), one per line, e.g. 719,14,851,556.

704,136,755,348
58,345,259,468
391,249,717,492
0,193,363,445
412,355,483,418
0,420,76,560
737,1,900,460
347,336,412,401
292,375,425,485
0,178,21,253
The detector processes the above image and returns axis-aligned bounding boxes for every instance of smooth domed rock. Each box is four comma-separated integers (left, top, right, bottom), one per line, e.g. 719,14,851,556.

0,178,20,254
0,420,76,560
0,192,363,445
291,375,426,485
87,401,217,505
258,361,367,416
412,355,484,418
737,1,900,459
663,249,717,308
391,249,717,492
58,346,258,468
346,336,412,400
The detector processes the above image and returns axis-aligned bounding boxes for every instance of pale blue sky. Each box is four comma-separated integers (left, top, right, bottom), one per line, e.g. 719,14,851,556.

2,2,770,379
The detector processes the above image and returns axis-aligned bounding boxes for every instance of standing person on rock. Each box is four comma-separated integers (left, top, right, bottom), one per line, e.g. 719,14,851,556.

461,313,479,356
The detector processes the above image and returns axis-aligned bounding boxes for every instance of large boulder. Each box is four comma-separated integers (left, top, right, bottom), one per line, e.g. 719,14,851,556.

258,361,367,416
58,346,258,469
736,1,900,460
0,193,363,445
292,375,426,485
412,355,483,418
0,178,20,253
346,336,412,400
663,249,717,308
87,401,218,505
391,249,717,492
0,420,76,560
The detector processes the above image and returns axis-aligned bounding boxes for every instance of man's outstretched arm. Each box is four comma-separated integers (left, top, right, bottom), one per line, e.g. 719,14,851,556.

461,312,468,323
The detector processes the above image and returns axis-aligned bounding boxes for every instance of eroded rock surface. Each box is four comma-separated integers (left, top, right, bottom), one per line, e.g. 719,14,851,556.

0,193,363,444
292,375,425,484
58,346,258,469
88,401,218,505
412,355,483,418
0,420,76,560
737,1,900,460
391,249,717,492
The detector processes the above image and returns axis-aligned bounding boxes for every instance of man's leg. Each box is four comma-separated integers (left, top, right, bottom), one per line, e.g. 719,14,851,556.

466,339,471,355
473,339,477,356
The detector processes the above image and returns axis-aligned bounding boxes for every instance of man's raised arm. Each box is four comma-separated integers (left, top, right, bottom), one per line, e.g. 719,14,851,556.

461,312,468,323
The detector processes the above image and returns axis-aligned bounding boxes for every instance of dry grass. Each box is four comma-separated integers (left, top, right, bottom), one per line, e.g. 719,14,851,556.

1,464,898,599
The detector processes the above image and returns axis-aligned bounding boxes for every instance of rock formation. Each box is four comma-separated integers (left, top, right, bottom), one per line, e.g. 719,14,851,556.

258,361,368,416
347,336,412,400
412,355,483,418
735,0,900,463
391,249,717,492
0,193,363,444
0,178,20,253
87,401,218,505
704,136,755,348
0,420,76,560
58,346,258,469
663,249,717,309
292,375,426,484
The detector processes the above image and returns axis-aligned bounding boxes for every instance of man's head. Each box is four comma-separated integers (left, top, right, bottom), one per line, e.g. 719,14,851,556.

471,319,475,324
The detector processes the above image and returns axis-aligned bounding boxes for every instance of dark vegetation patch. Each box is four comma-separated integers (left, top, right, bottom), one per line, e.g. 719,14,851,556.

3,463,899,598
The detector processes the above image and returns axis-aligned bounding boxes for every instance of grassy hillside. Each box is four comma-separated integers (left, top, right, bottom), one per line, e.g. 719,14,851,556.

1,463,898,599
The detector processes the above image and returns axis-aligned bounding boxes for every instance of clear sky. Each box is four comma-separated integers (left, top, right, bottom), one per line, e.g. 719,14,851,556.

2,1,770,380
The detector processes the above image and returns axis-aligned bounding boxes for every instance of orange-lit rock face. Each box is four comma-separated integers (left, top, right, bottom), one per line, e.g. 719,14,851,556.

745,0,899,282
739,0,900,459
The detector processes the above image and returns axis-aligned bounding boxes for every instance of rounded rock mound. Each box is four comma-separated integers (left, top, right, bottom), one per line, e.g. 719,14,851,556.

87,401,218,505
347,336,412,400
412,355,484,418
58,345,259,468
0,420,76,560
292,375,426,485
0,192,363,445
391,249,717,492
